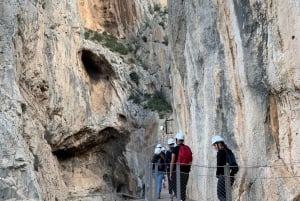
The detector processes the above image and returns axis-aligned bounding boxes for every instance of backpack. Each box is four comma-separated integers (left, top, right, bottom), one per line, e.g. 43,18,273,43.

152,155,164,171
177,145,193,166
226,150,239,175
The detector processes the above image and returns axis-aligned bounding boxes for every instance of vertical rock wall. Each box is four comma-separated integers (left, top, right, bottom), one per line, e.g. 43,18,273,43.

0,0,169,200
77,0,144,37
168,0,300,200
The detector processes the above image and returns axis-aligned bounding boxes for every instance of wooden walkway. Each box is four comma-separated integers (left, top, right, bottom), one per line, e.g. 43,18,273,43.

131,180,172,201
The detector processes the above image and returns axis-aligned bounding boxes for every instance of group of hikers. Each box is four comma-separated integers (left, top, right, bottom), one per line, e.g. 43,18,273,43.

151,133,238,201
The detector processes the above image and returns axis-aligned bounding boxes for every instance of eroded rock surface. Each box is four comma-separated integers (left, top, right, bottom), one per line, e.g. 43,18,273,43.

0,0,169,200
168,0,300,200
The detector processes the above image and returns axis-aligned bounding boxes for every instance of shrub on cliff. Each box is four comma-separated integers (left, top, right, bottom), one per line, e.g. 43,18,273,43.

145,92,172,112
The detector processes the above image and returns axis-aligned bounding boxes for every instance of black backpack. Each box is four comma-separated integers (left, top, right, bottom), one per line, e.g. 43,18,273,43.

226,150,239,175
152,155,164,171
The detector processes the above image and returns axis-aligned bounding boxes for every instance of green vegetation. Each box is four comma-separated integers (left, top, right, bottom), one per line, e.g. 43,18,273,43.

84,31,90,39
130,71,139,85
154,3,161,12
84,29,129,55
128,91,172,115
91,32,104,42
129,93,141,104
146,92,172,112
104,36,128,55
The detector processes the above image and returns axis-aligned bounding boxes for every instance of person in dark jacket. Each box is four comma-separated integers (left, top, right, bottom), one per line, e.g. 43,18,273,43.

211,135,235,201
165,138,176,200
152,147,166,199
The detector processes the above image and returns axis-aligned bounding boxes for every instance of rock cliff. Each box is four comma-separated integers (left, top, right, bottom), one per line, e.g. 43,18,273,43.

168,0,300,200
1,0,300,200
0,0,169,200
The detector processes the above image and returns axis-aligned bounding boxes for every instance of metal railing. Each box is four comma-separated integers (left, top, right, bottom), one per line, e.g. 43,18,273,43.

145,162,300,201
145,163,193,201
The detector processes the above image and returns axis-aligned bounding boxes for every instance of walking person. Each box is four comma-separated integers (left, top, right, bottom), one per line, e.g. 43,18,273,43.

152,147,166,199
211,135,238,201
169,132,192,201
165,138,176,200
161,146,167,189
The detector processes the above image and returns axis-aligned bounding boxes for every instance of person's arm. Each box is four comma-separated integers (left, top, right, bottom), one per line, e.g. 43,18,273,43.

169,153,176,180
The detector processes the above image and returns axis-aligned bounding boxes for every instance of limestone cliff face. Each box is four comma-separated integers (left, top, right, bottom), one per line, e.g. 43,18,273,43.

4,0,299,200
0,0,169,200
78,0,142,38
168,0,300,200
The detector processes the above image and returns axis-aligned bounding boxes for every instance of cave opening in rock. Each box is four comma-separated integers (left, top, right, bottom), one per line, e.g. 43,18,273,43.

81,49,115,81
52,127,132,195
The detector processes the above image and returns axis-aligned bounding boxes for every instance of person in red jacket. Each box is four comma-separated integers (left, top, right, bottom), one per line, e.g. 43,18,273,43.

169,132,192,201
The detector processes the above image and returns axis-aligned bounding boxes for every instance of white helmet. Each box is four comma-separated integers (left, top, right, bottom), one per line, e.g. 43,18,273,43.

167,138,175,145
154,147,161,154
161,147,165,152
175,132,184,140
211,135,224,145
156,144,162,148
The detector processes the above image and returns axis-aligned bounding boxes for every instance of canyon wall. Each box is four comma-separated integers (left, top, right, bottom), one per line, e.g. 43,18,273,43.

0,0,169,200
2,0,299,200
168,0,300,200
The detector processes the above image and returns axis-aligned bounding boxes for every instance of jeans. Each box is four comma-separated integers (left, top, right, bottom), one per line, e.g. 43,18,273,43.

153,171,164,198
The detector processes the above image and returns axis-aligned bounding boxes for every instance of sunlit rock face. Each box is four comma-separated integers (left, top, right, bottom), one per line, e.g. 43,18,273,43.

168,0,300,200
5,0,300,200
77,0,143,38
77,0,167,37
0,0,170,200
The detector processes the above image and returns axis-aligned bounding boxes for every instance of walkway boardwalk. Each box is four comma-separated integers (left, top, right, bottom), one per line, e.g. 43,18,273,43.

158,183,172,201
131,180,172,201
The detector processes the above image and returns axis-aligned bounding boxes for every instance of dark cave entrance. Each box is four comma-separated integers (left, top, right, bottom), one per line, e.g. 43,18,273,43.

81,49,115,81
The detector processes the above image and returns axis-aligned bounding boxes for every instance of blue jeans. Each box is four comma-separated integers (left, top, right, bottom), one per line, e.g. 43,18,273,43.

153,171,164,198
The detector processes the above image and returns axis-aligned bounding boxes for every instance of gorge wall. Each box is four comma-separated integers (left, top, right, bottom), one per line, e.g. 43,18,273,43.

0,0,169,200
168,0,300,200
1,0,300,200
